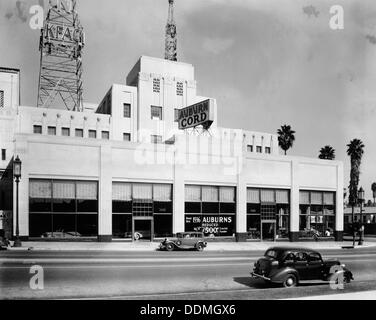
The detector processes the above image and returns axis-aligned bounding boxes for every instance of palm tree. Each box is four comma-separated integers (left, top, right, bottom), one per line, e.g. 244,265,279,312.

318,145,336,160
371,182,376,205
277,125,296,155
347,139,365,246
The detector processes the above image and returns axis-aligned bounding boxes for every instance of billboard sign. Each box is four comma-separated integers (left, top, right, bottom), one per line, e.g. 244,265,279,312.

178,99,213,130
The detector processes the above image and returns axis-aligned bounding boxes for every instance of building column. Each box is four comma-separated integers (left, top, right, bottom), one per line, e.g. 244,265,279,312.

290,160,300,242
173,138,185,235
236,152,247,242
98,144,112,242
335,163,344,241
13,138,29,240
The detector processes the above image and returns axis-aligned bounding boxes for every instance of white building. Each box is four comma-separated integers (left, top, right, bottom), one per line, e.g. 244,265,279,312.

0,57,344,242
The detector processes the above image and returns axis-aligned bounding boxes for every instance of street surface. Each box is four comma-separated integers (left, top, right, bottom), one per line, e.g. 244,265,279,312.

1,247,376,299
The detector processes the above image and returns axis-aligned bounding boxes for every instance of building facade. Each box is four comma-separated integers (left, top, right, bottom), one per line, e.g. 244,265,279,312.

0,57,344,242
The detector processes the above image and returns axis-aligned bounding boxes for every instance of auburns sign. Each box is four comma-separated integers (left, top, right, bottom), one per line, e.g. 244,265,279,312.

178,99,213,130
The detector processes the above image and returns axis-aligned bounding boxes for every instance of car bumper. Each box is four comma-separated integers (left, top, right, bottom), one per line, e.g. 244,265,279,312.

251,272,271,281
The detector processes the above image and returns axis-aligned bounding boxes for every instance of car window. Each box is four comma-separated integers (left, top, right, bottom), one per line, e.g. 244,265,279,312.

284,253,295,263
265,249,279,259
308,252,322,262
295,251,308,262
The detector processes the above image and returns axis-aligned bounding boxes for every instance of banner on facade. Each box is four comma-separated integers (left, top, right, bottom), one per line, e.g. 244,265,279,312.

185,215,235,237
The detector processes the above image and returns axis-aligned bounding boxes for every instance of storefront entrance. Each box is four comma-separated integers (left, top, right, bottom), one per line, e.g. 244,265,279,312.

133,218,153,242
261,221,276,241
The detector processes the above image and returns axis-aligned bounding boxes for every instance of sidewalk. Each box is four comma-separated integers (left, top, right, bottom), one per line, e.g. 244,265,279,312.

285,290,376,300
5,240,376,252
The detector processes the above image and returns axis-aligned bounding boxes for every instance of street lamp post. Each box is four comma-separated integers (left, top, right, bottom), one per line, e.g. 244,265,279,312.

358,187,365,246
13,156,22,248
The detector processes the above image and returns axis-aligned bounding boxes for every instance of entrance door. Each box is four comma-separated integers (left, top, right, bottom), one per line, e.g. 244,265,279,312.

133,219,153,241
261,222,276,241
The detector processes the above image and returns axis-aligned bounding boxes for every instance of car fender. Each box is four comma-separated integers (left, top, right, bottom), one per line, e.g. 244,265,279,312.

164,240,178,248
269,267,299,283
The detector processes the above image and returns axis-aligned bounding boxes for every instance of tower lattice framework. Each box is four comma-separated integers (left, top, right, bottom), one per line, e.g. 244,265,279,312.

37,0,85,111
165,0,177,61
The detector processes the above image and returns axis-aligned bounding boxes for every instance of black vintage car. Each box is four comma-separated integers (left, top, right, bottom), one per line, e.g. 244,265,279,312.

160,232,207,251
251,246,353,288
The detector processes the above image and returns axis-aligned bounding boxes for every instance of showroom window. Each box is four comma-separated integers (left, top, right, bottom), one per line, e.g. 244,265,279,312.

29,180,98,238
184,185,236,237
247,188,290,240
299,190,336,238
111,182,173,239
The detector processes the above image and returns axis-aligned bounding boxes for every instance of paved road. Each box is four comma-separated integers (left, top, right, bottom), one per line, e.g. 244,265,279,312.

1,247,376,299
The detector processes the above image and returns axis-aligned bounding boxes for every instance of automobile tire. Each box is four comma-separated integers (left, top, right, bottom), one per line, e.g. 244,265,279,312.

283,274,298,288
166,243,174,252
196,243,204,251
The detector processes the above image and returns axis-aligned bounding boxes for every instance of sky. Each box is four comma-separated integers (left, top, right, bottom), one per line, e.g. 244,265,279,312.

0,0,376,200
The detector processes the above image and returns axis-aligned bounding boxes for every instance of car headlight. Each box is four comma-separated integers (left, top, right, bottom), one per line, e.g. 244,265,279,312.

340,263,346,268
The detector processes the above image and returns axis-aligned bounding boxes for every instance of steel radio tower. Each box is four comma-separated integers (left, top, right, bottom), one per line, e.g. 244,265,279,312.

37,0,85,111
165,0,177,61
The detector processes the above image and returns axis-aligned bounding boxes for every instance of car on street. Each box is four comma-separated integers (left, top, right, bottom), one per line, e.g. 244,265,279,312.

251,246,354,287
41,231,82,238
159,232,207,251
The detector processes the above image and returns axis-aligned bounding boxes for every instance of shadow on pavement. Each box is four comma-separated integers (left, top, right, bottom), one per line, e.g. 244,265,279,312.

233,277,330,289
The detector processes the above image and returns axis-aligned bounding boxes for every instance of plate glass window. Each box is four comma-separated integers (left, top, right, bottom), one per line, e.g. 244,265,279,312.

48,126,56,135
102,131,109,140
33,125,42,134
1,149,5,161
247,145,253,152
123,133,131,141
256,146,262,153
75,128,83,137
151,106,162,120
88,130,97,139
0,90,4,108
123,103,131,118
61,127,70,136
151,135,162,144
265,147,271,154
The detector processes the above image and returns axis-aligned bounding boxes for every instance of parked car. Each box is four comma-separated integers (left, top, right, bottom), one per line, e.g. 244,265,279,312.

251,246,353,288
41,231,82,238
133,230,151,240
160,232,207,251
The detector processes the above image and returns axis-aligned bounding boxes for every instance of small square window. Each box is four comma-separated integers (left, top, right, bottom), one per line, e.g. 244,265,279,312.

62,127,70,136
0,90,4,108
151,106,162,120
102,131,110,140
123,103,131,118
247,145,253,152
75,128,84,138
153,78,160,93
1,149,6,161
33,125,42,134
174,108,180,122
48,126,56,136
151,135,162,144
123,133,131,141
256,146,262,153
265,147,271,154
88,130,97,139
